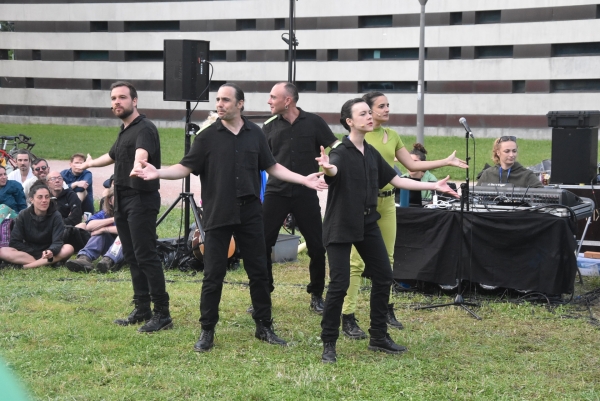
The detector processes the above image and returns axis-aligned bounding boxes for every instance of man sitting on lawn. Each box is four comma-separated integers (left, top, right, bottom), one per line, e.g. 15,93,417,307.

22,158,67,202
7,149,34,184
61,153,94,215
47,171,83,226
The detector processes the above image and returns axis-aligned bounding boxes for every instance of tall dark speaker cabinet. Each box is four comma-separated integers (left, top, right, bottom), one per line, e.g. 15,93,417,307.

163,40,210,102
550,128,598,184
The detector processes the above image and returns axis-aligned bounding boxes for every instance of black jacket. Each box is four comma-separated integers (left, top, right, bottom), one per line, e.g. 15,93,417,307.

54,188,83,226
9,201,65,256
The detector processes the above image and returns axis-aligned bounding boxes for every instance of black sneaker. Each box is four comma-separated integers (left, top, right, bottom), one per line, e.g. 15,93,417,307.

310,294,324,315
138,307,173,333
193,329,215,352
386,303,404,330
255,320,287,346
342,313,368,340
66,255,94,273
96,256,116,274
322,342,337,363
367,329,407,354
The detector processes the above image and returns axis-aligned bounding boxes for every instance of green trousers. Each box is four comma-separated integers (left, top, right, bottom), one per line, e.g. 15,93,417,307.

342,194,397,315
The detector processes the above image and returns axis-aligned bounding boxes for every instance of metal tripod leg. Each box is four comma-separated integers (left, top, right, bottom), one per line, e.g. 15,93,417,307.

156,191,204,241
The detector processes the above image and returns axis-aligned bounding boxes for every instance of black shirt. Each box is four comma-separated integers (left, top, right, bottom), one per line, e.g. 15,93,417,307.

109,114,161,192
322,137,397,246
55,188,83,226
262,108,337,197
180,117,276,231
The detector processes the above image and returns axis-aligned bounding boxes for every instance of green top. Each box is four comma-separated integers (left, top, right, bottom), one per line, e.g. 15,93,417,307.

0,361,30,401
365,126,405,191
402,170,438,200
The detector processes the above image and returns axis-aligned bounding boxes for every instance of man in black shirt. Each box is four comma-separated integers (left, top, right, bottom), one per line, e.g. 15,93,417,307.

81,81,172,333
261,82,338,314
133,83,327,352
46,170,83,227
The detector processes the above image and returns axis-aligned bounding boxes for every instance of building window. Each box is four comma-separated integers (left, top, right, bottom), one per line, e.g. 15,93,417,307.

90,21,108,32
236,50,246,62
475,10,501,24
359,48,419,60
512,80,525,93
450,12,462,25
475,46,513,59
359,15,392,28
237,19,256,31
125,21,179,32
32,50,41,60
327,49,338,61
551,79,600,92
286,50,317,61
552,42,600,57
0,50,8,60
25,78,34,88
275,18,285,30
449,47,461,59
327,81,338,93
297,81,317,92
92,79,102,90
125,51,163,61
360,81,417,93
210,51,226,61
75,51,109,61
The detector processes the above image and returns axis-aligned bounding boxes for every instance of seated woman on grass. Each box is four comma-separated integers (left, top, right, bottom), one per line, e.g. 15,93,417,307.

0,182,74,269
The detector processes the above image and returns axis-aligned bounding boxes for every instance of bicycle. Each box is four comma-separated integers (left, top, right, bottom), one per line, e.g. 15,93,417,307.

0,134,37,173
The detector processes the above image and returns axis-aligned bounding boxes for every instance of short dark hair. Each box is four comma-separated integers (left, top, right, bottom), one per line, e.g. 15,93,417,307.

70,153,86,162
278,82,299,103
33,158,48,167
110,81,138,100
362,91,386,109
220,83,245,112
340,98,367,132
15,149,30,160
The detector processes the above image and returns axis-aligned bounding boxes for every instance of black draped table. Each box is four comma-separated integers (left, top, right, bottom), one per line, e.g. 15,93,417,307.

393,207,578,295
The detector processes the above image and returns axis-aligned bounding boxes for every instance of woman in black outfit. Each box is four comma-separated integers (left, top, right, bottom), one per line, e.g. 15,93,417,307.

0,182,73,269
316,98,457,363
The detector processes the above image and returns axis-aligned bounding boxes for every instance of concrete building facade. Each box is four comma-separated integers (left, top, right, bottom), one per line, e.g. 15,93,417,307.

1,0,600,137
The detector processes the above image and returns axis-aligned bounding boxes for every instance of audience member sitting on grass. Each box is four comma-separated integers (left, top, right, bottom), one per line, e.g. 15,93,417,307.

67,188,123,273
46,171,83,226
0,166,27,214
61,153,94,215
23,158,67,202
0,182,74,269
7,149,34,184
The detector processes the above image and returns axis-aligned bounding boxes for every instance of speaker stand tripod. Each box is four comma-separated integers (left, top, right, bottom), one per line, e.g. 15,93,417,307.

414,127,481,320
156,101,204,244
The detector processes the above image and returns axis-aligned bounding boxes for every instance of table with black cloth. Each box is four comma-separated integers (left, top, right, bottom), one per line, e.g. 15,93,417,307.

393,207,578,295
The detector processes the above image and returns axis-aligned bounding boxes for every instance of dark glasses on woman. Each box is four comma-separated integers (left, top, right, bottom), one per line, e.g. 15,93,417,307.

498,136,517,143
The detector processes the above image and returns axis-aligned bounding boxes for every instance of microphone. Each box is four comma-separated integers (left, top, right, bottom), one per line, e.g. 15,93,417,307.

459,117,474,138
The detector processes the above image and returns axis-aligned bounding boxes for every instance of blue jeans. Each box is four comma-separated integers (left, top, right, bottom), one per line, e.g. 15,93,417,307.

78,232,123,264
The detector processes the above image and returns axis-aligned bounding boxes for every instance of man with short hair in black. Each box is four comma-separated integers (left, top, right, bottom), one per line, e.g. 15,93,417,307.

261,82,338,314
133,83,327,352
81,81,172,333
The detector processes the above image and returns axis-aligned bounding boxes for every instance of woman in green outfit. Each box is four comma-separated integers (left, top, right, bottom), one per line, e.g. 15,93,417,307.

341,91,467,339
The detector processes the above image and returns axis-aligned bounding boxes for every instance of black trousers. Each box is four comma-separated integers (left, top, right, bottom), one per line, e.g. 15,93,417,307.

114,189,169,308
200,198,271,329
320,220,392,343
262,190,326,296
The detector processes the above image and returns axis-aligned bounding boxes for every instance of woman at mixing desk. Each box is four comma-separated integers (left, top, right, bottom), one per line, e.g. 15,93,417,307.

477,136,543,188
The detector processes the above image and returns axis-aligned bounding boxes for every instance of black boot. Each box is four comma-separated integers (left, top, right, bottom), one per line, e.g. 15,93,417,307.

386,303,404,330
322,342,337,363
310,294,325,315
255,320,287,346
342,313,368,340
66,255,94,273
368,328,407,354
114,300,152,326
193,328,215,352
138,305,173,333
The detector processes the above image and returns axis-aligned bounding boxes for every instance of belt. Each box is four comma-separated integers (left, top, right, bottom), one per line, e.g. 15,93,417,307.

378,189,396,198
237,195,257,206
117,187,139,197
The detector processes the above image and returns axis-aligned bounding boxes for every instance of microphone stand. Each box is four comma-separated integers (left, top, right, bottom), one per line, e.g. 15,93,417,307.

414,125,481,319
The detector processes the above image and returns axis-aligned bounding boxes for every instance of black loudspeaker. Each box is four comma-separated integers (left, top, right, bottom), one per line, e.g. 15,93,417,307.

163,40,210,102
550,128,598,184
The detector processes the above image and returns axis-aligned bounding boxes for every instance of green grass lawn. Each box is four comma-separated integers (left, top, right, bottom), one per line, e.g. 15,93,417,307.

0,122,557,180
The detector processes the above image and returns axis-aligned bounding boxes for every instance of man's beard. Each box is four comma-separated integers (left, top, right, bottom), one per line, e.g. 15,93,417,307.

115,107,134,120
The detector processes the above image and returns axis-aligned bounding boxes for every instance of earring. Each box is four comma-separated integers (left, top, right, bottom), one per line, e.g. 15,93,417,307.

285,105,288,110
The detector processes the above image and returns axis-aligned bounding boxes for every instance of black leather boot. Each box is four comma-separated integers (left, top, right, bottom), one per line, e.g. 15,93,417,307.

368,328,407,354
114,299,152,326
322,342,337,363
138,305,173,333
193,329,215,352
342,313,367,340
310,294,325,315
255,319,287,346
386,303,404,330
66,255,94,273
